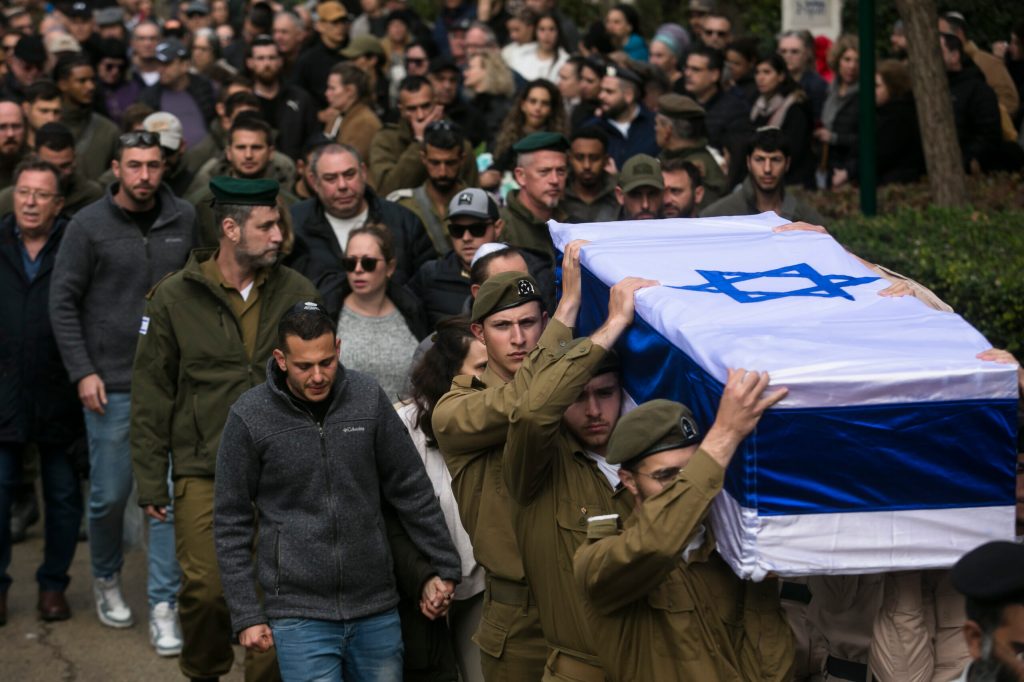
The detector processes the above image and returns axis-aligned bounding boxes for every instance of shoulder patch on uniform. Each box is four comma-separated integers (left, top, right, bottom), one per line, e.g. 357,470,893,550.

386,188,415,202
146,270,178,299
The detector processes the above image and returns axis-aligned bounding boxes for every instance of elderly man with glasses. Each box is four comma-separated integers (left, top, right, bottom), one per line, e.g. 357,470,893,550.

49,131,196,656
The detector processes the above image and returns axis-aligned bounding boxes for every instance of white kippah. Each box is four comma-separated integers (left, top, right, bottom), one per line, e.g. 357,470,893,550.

470,242,510,268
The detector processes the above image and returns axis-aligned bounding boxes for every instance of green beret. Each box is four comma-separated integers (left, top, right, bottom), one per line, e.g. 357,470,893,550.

952,541,1024,604
606,399,702,465
619,154,663,193
471,271,543,323
657,94,706,120
512,131,570,154
210,176,280,206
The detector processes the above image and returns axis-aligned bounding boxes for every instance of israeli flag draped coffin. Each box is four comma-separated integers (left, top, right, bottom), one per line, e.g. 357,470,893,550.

549,213,1019,580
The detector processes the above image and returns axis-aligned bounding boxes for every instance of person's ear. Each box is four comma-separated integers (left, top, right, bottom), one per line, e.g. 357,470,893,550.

962,621,984,660
471,322,485,344
470,283,481,298
222,217,240,243
614,186,624,206
694,186,705,207
493,218,504,239
273,348,287,371
513,166,526,186
619,469,638,497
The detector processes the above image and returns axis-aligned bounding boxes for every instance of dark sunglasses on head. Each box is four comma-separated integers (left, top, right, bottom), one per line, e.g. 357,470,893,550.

448,221,490,238
120,131,161,147
342,255,380,272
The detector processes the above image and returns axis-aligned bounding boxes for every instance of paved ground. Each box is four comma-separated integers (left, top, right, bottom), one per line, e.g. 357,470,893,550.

2,526,247,681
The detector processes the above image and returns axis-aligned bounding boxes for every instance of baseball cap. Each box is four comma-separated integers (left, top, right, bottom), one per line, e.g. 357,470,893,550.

448,188,499,221
316,1,348,22
68,1,92,19
143,112,184,151
14,35,47,65
618,154,663,193
45,32,82,55
94,6,124,25
155,38,188,63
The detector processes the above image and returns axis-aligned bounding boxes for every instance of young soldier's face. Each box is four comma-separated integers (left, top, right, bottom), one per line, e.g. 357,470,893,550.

471,302,546,382
563,372,622,455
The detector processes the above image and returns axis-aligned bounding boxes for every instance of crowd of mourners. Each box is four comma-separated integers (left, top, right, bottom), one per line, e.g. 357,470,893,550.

2,0,1024,680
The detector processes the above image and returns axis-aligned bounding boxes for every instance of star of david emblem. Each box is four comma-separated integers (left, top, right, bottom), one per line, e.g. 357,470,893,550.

671,262,879,303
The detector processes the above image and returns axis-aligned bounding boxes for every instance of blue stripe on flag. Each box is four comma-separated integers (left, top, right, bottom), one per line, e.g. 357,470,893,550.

578,268,1018,516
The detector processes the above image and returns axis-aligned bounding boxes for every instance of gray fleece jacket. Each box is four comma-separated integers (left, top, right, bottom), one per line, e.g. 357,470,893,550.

214,358,461,635
49,183,197,390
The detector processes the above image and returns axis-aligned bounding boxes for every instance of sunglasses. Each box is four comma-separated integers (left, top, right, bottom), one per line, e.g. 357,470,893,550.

704,29,728,37
448,221,490,238
342,255,380,272
120,131,161,147
406,57,426,65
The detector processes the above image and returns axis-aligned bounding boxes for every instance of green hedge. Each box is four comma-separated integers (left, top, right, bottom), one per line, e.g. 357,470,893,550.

828,207,1024,354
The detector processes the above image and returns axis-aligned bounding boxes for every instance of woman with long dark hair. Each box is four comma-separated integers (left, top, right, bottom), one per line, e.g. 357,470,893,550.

396,317,487,682
491,79,567,171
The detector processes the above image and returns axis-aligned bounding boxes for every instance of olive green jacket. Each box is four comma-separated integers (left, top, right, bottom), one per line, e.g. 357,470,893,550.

498,190,567,263
130,248,319,507
573,449,795,682
504,335,634,662
368,119,478,197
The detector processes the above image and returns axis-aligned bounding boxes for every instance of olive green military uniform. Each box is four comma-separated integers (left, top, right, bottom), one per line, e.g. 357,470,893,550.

432,317,575,681
573,447,795,682
386,182,463,256
499,189,567,263
131,180,318,680
503,337,633,681
660,144,728,207
368,118,479,197
61,104,120,180
562,174,620,224
0,169,103,216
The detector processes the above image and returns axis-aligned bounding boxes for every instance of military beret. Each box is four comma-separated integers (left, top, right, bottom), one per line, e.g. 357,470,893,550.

618,154,663,193
606,399,701,465
606,64,643,87
512,131,570,154
471,271,542,323
658,94,706,120
210,176,280,206
952,541,1024,604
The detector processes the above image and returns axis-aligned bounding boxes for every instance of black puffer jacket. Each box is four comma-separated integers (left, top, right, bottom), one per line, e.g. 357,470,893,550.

286,189,436,287
0,215,83,445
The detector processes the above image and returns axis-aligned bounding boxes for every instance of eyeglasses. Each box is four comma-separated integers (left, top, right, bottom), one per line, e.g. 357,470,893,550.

635,466,682,484
120,131,161,147
15,187,59,202
703,29,728,37
448,221,491,238
341,255,380,272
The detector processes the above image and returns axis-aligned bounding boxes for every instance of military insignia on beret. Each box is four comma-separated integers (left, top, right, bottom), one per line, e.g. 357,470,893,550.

457,192,473,205
680,416,698,440
517,279,536,296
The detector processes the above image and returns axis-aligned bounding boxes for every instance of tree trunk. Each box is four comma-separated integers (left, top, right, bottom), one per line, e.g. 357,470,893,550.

894,0,969,207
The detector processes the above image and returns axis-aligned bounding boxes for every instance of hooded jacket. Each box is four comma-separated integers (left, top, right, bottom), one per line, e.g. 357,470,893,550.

214,357,461,635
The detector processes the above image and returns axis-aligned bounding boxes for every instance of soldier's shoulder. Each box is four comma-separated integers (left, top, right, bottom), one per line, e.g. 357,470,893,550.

386,188,415,203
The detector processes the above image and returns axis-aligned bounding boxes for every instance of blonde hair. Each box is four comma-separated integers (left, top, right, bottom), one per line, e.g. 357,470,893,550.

471,51,515,98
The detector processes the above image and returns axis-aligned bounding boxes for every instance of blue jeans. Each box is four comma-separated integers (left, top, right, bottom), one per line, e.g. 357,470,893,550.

83,392,180,605
0,442,83,593
270,608,403,682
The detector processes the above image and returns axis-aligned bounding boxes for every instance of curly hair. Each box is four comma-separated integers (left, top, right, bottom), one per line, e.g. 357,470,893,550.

492,79,567,165
409,317,478,447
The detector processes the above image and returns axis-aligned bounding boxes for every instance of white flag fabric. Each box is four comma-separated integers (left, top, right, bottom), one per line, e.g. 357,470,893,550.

550,213,1019,580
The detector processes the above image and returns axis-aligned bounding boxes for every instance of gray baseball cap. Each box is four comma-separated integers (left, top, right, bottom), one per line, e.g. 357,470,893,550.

447,188,499,221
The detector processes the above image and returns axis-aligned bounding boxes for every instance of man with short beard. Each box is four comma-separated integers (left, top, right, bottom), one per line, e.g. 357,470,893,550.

615,154,664,220
130,176,318,681
187,115,299,247
585,65,658,170
701,127,824,223
50,132,195,653
563,126,619,224
246,35,316,161
500,131,569,263
387,121,468,256
0,100,28,187
21,79,62,148
661,156,704,219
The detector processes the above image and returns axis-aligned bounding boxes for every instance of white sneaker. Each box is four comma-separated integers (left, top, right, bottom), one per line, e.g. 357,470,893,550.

149,602,183,657
93,573,134,628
